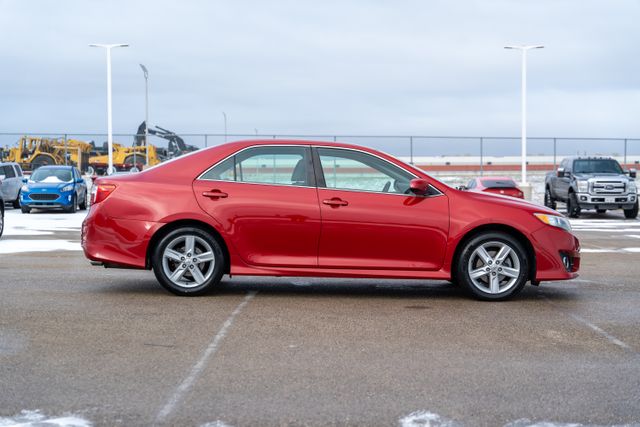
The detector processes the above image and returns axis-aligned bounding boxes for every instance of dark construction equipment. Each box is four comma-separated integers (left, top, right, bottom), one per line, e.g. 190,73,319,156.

135,122,198,158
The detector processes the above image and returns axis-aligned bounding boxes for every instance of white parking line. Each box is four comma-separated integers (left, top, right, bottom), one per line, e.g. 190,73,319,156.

541,296,632,352
154,292,257,425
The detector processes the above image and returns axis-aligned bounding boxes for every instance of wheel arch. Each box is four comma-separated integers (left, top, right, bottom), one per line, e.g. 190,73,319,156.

451,223,536,282
145,219,231,274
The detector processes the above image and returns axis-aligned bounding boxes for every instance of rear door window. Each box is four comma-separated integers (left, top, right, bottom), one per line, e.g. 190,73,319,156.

3,165,16,178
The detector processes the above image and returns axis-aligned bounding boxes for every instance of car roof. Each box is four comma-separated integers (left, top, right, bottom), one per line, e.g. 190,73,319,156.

565,156,615,160
479,176,514,181
36,165,73,169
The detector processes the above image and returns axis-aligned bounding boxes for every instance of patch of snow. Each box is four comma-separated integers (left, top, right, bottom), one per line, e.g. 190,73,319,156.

0,239,80,254
0,410,91,427
399,411,461,427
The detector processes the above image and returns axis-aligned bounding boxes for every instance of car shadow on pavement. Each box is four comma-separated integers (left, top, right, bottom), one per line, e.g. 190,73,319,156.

93,276,579,302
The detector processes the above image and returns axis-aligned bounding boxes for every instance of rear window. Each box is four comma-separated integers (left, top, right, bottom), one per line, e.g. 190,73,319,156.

481,179,517,189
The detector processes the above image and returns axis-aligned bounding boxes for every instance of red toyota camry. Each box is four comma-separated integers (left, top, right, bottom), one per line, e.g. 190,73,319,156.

82,140,579,300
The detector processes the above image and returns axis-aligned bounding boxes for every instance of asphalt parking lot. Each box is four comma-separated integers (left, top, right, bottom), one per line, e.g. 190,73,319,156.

1,208,639,426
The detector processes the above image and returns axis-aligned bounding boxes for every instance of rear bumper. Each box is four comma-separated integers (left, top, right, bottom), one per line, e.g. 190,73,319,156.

531,226,580,281
81,205,162,269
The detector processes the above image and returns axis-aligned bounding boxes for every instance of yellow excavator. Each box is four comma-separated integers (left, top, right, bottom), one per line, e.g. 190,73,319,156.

0,136,93,172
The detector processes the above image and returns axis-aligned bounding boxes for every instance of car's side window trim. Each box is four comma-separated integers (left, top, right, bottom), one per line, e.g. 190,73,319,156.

198,145,316,189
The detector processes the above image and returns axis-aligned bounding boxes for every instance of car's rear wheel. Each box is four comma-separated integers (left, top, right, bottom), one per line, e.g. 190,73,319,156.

624,201,639,219
544,187,556,210
151,227,225,296
567,192,581,218
79,192,87,210
457,232,529,301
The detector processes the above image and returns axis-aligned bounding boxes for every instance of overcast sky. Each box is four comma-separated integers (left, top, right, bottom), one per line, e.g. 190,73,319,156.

0,0,638,140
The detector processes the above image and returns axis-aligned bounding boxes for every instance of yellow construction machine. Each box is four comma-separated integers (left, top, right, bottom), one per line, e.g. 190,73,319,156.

0,136,93,172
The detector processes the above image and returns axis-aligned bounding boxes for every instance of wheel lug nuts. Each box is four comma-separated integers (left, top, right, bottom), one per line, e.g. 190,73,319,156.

492,272,496,276
498,268,502,271
488,261,492,265
190,265,194,269
193,258,198,263
181,257,185,261
182,264,186,268
187,253,191,257
496,261,500,265
486,267,490,271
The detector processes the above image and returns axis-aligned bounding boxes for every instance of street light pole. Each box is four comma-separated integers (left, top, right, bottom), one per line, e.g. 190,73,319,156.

504,45,543,187
222,111,227,142
89,43,129,175
140,64,149,167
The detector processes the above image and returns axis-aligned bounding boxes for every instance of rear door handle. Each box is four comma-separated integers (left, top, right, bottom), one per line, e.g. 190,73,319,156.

202,189,228,199
322,198,348,207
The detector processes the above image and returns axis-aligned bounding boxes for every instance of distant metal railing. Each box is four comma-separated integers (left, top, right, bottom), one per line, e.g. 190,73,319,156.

1,132,638,171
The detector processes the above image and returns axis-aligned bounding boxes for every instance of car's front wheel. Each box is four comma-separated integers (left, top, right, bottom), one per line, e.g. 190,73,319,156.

151,227,225,296
457,232,529,301
624,201,639,219
567,192,581,218
21,205,30,214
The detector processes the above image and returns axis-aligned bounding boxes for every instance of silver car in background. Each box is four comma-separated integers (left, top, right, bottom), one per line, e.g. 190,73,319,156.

0,162,24,208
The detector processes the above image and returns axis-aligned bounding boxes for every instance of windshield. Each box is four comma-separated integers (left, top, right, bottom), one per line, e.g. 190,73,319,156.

30,168,73,183
481,179,517,189
573,159,623,174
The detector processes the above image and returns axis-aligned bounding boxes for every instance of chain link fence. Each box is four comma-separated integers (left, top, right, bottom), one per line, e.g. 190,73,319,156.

1,132,639,171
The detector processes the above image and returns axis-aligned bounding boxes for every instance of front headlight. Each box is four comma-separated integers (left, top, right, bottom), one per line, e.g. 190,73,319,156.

61,184,74,192
534,213,572,232
21,185,29,192
628,181,637,194
577,180,589,193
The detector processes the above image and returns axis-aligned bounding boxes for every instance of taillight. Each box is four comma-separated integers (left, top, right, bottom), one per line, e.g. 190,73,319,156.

91,184,116,205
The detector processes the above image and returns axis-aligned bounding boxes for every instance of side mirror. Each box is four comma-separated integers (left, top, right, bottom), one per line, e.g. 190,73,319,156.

557,167,566,178
409,178,430,195
76,178,84,184
457,185,468,191
91,175,98,183
629,168,637,179
22,177,27,183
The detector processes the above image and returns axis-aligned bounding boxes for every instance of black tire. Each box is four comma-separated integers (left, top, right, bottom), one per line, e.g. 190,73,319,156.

567,192,581,218
65,195,77,213
624,201,639,219
596,209,606,214
79,192,87,210
21,205,30,214
151,227,225,296
0,205,4,238
544,187,557,210
12,192,20,209
456,232,529,301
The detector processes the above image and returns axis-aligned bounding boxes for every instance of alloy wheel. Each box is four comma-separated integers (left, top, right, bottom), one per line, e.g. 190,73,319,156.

467,241,521,295
161,235,216,288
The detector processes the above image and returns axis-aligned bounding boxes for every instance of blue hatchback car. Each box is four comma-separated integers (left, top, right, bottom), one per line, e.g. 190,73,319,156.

20,165,88,213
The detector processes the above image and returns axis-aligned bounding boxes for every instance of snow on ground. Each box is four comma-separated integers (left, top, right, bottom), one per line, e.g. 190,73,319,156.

0,210,85,253
0,410,91,427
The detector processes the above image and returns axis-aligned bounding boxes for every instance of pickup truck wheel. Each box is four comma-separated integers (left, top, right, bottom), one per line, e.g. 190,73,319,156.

567,192,581,218
596,209,606,214
544,187,557,210
12,192,21,209
624,201,638,219
457,232,529,301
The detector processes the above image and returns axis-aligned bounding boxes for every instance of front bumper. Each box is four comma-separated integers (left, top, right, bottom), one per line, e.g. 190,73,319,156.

576,192,636,210
531,225,580,281
21,190,74,209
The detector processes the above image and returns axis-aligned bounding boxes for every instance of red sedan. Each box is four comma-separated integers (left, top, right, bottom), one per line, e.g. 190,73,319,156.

82,140,579,300
466,176,524,198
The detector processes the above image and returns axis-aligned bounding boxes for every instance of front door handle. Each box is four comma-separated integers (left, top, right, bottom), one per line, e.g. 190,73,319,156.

322,198,348,207
202,189,228,199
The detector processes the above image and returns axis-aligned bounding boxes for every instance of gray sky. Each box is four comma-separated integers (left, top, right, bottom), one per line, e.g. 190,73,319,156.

0,0,638,140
